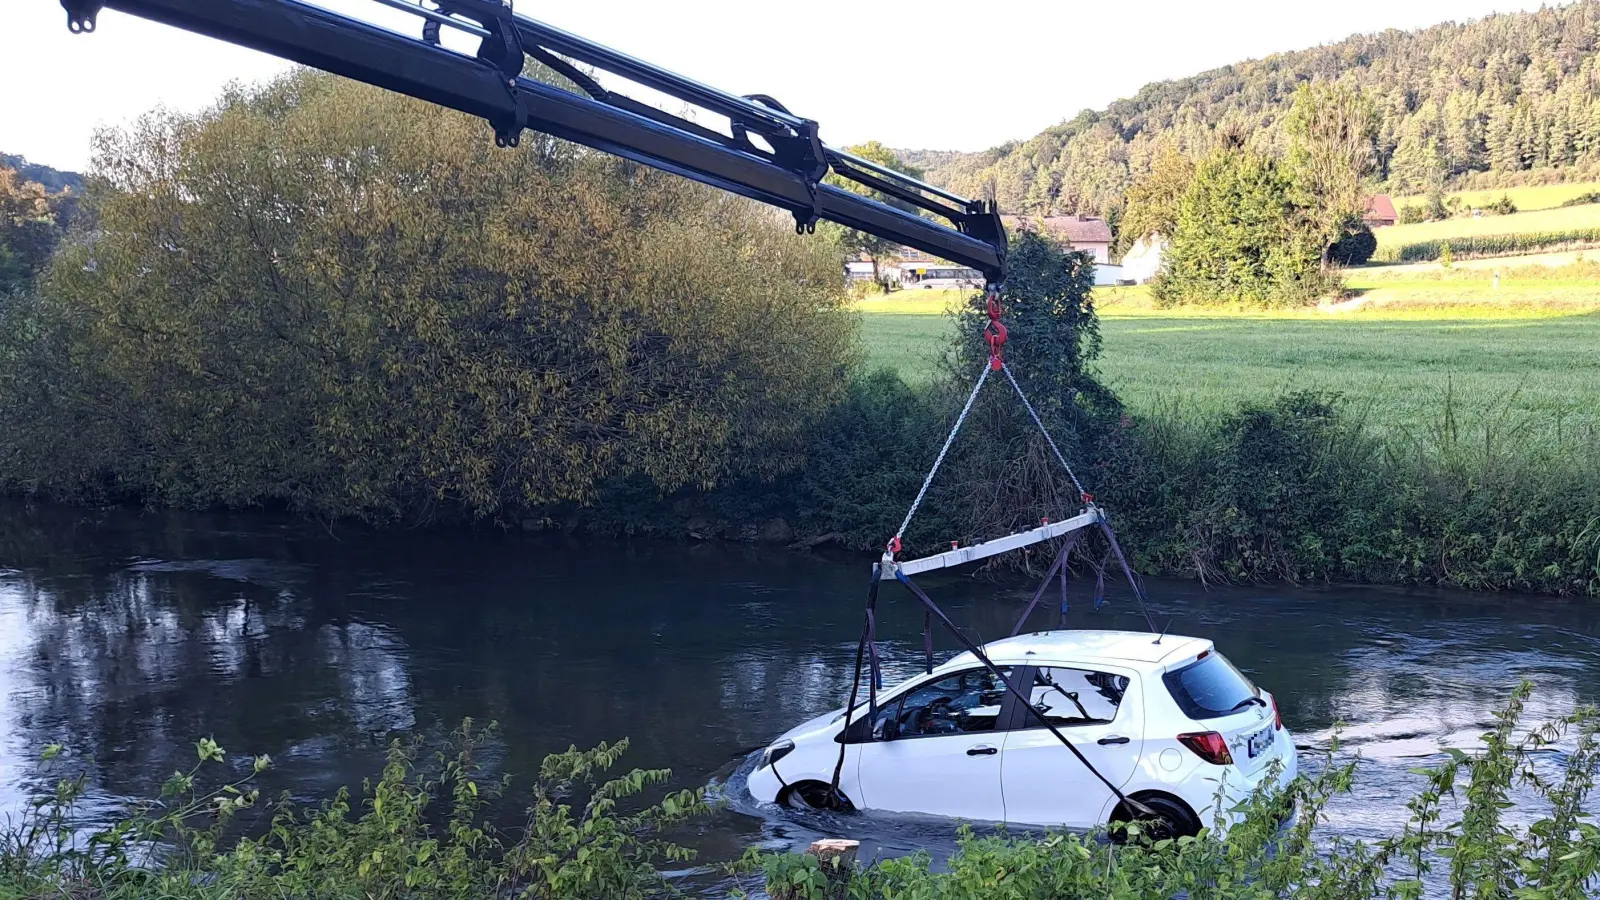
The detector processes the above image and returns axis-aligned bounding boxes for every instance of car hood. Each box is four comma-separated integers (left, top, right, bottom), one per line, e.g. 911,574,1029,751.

778,706,847,743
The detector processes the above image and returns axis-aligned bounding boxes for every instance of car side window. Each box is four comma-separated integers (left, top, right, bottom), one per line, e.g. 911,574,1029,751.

1017,666,1128,728
868,667,1013,741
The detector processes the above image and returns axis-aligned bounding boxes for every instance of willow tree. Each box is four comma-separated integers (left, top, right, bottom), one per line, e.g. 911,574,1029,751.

0,70,856,521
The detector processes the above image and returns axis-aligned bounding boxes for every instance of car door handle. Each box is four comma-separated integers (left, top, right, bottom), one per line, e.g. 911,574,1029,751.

1097,735,1130,746
966,744,998,756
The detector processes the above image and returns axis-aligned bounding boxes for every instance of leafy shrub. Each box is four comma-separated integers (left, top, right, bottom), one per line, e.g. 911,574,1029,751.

1153,148,1332,308
1558,191,1600,207
0,724,709,900
1482,193,1519,215
1329,224,1378,265
1398,203,1432,224
0,70,855,522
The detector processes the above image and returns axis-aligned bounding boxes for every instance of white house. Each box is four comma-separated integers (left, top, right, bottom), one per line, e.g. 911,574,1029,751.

1002,214,1114,263
1121,234,1167,284
1091,263,1125,286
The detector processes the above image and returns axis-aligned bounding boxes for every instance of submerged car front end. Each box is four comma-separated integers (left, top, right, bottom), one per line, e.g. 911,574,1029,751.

745,706,851,807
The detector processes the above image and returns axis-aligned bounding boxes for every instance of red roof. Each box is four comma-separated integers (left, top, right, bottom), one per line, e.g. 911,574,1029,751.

1003,214,1113,245
1364,194,1398,222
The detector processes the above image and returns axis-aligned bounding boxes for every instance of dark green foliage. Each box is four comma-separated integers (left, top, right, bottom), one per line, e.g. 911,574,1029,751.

1152,149,1330,307
0,725,710,899
902,3,1600,219
1092,392,1600,595
1559,191,1600,207
1483,193,1519,216
952,232,1110,413
1330,225,1378,266
1375,227,1600,262
0,165,71,292
1398,203,1433,224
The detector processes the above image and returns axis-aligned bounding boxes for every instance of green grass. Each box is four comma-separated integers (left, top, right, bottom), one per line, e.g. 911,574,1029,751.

1374,203,1600,252
856,279,1600,441
1393,180,1600,214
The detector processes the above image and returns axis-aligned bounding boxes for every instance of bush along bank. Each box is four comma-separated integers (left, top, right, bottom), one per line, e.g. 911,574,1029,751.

565,238,1600,597
3,684,1594,899
573,379,1600,597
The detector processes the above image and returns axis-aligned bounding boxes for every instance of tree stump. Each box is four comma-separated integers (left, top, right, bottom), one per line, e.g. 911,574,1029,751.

771,839,859,900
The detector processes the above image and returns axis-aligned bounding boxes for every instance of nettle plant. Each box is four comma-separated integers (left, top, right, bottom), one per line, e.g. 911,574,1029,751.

0,721,709,900
2,686,1594,899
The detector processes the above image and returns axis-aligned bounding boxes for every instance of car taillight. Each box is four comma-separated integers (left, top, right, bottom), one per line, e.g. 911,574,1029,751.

1271,694,1283,731
1178,731,1234,766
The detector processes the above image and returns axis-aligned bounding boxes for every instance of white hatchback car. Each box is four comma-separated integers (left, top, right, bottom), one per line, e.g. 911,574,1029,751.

747,630,1296,836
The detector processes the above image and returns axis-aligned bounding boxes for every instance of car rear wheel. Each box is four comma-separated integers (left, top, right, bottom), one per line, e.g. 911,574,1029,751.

1110,793,1201,842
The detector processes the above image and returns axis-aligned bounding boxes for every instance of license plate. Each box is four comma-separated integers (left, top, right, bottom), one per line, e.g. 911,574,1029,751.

1246,725,1275,759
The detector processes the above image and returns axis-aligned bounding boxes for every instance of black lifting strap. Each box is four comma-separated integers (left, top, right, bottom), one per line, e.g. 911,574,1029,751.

828,566,880,803
1010,530,1082,637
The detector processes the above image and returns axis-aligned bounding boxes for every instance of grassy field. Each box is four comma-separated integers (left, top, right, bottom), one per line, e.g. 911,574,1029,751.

1374,202,1600,253
1392,180,1600,214
855,275,1600,442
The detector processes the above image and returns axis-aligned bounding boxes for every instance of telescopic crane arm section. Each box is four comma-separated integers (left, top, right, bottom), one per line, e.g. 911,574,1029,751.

57,0,1008,282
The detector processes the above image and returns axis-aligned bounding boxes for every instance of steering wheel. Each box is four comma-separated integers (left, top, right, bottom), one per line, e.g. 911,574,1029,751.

909,696,960,736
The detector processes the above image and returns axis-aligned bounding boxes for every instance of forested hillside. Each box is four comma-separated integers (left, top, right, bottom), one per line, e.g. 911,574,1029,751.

900,1,1600,232
0,154,83,195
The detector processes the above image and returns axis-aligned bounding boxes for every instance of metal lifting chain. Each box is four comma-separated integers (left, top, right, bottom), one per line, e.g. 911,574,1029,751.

999,363,1089,503
889,285,1096,553
888,362,990,555
887,286,1009,554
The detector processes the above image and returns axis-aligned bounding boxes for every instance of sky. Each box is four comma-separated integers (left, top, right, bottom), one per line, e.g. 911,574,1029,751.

3,0,1555,173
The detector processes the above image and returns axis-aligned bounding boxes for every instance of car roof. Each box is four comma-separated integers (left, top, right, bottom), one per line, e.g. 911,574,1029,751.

942,629,1210,672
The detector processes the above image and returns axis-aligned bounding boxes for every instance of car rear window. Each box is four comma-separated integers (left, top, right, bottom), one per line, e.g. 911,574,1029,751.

1162,653,1258,720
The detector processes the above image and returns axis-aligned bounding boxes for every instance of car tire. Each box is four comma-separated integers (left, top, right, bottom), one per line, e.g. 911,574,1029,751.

780,781,853,812
1110,793,1202,842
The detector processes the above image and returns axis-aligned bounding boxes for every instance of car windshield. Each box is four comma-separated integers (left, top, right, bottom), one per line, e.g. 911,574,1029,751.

1162,653,1257,720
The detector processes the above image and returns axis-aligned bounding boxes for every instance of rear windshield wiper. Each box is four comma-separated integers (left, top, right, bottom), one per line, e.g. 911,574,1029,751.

1228,696,1267,713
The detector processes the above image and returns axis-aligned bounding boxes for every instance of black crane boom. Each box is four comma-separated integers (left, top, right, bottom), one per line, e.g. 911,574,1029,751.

58,0,1007,282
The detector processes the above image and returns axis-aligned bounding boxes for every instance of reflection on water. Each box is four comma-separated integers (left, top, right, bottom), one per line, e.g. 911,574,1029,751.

1,499,1598,891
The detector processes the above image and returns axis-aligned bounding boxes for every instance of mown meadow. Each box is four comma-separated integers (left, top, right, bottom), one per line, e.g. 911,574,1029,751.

857,279,1600,449
1392,179,1600,214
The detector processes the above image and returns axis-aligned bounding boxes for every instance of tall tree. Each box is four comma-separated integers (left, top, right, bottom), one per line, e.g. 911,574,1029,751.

1283,82,1379,267
1118,145,1194,253
1389,119,1446,195
1153,148,1327,308
0,167,66,292
822,141,923,283
0,70,857,519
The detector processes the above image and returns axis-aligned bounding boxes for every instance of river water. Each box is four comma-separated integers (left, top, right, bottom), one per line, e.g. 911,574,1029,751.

1,500,1598,891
